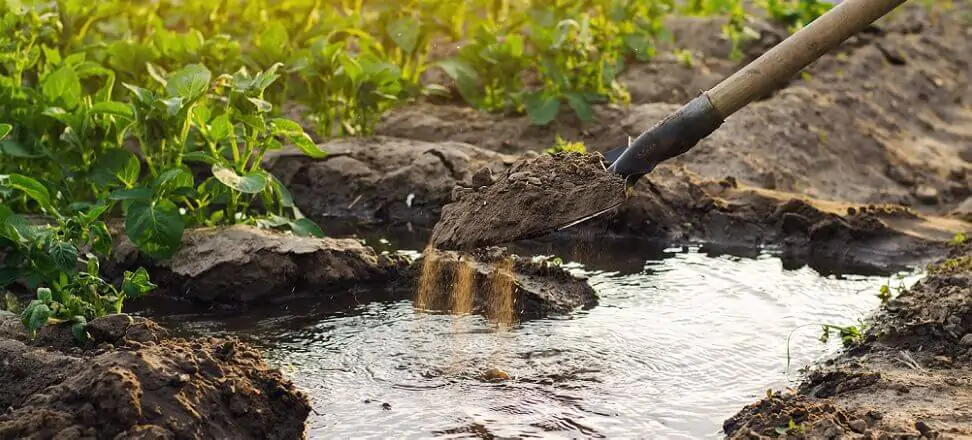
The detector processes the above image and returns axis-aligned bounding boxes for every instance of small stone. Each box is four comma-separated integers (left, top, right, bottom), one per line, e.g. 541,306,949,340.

471,167,494,187
915,420,936,437
381,403,392,410
507,171,529,182
914,185,939,204
959,334,972,347
526,177,542,186
849,419,868,433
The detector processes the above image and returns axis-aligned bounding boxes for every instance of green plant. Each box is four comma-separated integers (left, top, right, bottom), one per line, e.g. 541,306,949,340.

761,0,834,31
775,418,807,435
544,136,587,154
1,173,157,342
784,318,867,372
118,63,325,259
949,231,967,247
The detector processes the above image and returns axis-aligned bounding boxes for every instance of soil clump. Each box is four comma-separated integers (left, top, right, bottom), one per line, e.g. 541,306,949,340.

405,246,598,320
724,242,972,439
265,136,518,225
110,224,409,306
0,312,310,439
429,151,626,251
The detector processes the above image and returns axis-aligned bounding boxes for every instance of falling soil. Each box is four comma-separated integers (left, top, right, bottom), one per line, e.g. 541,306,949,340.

451,258,476,316
415,243,441,310
430,152,627,251
485,257,516,329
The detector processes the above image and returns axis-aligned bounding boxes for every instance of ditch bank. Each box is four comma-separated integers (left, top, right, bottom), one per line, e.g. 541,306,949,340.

266,138,971,274
0,312,310,439
105,224,598,320
723,242,972,439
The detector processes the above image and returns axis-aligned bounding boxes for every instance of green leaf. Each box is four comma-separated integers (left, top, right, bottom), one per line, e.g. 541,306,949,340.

47,241,79,272
71,316,88,343
2,173,52,209
125,199,186,260
270,175,295,208
387,17,420,54
23,302,52,336
269,118,304,136
565,92,595,122
0,140,42,158
122,266,157,298
90,101,134,119
152,168,195,198
286,133,327,159
0,124,10,139
525,93,561,126
165,64,212,100
90,149,141,188
432,58,483,105
208,114,233,141
108,187,152,201
247,97,273,113
290,218,325,238
182,151,218,165
212,164,268,194
123,83,155,104
41,65,82,109
37,287,53,303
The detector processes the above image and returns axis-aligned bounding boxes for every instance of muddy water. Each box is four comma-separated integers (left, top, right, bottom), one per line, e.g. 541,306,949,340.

141,239,921,439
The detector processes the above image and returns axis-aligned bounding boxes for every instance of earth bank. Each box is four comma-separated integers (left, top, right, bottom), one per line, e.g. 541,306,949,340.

0,312,310,439
723,242,972,439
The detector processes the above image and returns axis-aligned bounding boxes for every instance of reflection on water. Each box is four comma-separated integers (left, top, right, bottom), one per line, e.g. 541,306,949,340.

143,244,920,439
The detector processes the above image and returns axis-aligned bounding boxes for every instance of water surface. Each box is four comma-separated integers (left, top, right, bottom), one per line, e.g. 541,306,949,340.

144,240,919,439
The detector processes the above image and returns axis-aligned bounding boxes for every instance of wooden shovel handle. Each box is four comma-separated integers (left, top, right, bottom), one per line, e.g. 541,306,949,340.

707,0,909,118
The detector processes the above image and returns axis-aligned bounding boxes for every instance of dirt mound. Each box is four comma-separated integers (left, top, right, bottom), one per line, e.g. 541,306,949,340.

405,247,598,320
113,224,409,305
430,152,626,251
265,136,519,225
0,314,310,439
724,244,972,439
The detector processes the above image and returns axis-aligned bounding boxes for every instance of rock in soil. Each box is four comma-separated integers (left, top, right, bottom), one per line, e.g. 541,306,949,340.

113,224,409,306
265,135,518,225
0,314,310,439
430,151,626,251
404,246,598,320
723,242,972,439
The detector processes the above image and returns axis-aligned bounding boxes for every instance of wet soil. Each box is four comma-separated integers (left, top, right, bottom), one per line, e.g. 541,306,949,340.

0,312,310,439
111,224,409,306
404,246,599,320
429,152,627,251
724,241,972,439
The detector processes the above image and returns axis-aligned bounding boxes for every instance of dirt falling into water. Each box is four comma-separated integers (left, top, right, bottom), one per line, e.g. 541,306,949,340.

414,244,440,310
486,257,516,329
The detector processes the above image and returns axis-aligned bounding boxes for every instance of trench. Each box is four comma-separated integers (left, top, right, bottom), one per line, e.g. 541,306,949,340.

140,224,923,439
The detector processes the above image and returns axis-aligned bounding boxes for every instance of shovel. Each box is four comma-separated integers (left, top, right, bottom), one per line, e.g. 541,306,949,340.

431,0,910,251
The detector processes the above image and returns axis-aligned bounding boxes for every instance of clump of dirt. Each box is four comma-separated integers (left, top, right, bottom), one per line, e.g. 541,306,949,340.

724,243,972,439
405,246,598,320
265,135,518,225
112,224,409,305
0,313,310,439
430,152,627,251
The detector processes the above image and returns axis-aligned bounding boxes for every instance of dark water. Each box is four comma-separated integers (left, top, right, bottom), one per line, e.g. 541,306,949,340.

142,230,920,439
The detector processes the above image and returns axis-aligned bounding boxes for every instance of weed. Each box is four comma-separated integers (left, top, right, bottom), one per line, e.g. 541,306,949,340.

761,0,834,32
784,318,867,373
926,255,972,276
544,136,587,154
949,231,967,247
775,418,807,435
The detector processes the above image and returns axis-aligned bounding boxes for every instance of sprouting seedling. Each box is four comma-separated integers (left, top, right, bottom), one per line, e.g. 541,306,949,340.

784,318,867,374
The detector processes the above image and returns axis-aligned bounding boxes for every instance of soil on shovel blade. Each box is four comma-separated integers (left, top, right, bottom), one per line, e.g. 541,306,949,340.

429,152,627,251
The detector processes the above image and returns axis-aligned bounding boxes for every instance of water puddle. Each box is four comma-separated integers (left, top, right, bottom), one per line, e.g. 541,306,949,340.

140,240,921,439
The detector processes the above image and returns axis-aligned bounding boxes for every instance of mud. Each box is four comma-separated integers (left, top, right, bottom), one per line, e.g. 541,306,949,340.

0,312,310,439
429,152,627,251
724,242,972,439
112,224,409,306
404,247,598,320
